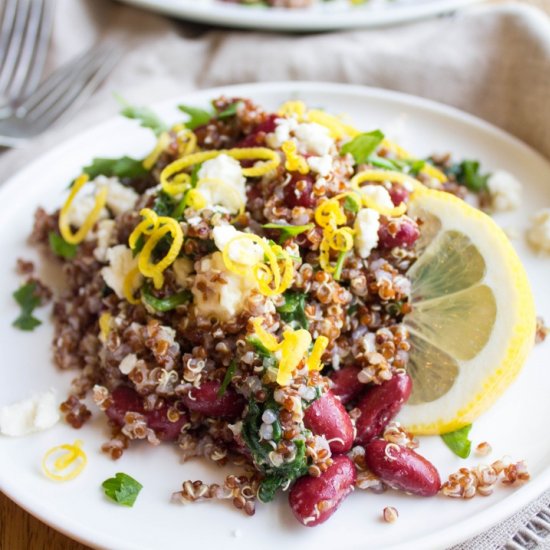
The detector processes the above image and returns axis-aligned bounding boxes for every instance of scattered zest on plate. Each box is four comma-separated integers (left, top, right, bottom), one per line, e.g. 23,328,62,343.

13,93,542,527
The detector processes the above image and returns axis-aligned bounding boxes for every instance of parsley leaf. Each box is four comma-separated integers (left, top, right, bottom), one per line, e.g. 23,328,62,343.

218,360,237,397
277,291,309,329
178,105,213,130
341,130,385,164
262,223,313,243
141,283,191,312
117,96,168,136
48,231,77,260
441,424,472,459
343,194,361,213
83,157,148,180
12,282,42,331
217,101,241,119
449,160,490,193
102,473,143,507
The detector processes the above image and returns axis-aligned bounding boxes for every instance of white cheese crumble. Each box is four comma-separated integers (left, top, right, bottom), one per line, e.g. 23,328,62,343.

101,245,141,299
527,208,550,253
97,176,139,216
93,219,116,262
487,170,522,212
191,252,257,322
196,154,246,214
294,122,333,156
172,257,193,288
66,194,108,229
266,117,298,148
119,353,138,375
307,154,333,177
354,208,381,258
357,184,394,210
0,390,59,437
212,225,264,266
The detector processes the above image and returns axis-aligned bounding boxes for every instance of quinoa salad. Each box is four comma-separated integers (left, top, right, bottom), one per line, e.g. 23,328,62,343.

6,95,543,527
220,0,371,8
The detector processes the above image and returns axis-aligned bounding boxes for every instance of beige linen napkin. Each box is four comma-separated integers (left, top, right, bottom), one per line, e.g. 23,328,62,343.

1,1,550,547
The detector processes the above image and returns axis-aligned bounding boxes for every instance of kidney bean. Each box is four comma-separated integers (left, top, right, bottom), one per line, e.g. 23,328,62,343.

106,385,187,441
289,455,356,527
303,391,354,453
354,372,412,446
329,366,364,405
364,439,441,496
182,380,245,419
378,217,419,249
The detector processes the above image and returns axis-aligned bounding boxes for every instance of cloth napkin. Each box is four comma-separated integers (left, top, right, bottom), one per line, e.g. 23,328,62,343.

2,0,550,548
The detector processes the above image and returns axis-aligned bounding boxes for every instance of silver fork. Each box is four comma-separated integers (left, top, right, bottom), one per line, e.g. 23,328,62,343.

0,0,55,112
0,43,122,147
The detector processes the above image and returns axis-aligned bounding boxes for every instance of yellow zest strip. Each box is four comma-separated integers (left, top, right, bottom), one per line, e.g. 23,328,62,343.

98,312,112,342
278,100,307,121
185,188,208,210
42,440,87,482
306,109,360,140
59,175,108,245
160,148,280,198
129,208,159,250
382,139,448,183
143,132,171,171
282,140,309,174
315,199,347,228
222,234,293,296
138,217,183,289
172,125,198,157
123,267,142,304
196,177,245,214
252,317,280,351
306,335,329,372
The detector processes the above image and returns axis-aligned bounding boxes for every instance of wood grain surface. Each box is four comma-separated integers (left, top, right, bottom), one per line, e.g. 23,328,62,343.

1,1,549,549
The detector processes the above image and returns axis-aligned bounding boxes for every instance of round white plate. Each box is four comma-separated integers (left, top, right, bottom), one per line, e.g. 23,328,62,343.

117,0,481,31
0,82,549,550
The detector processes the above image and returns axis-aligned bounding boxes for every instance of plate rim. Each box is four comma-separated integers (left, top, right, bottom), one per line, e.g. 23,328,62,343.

116,0,482,31
1,81,549,550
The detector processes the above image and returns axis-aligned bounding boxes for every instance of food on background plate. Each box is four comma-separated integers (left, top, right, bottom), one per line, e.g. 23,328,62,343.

221,0,371,8
12,95,539,525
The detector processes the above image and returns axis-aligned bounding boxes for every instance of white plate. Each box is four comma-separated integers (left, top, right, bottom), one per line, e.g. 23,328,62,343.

0,82,549,550
117,0,481,31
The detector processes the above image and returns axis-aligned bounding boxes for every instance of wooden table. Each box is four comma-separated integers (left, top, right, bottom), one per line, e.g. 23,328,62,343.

2,1,550,548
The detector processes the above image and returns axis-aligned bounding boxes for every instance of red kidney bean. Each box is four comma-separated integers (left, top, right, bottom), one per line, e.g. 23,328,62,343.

304,391,354,453
329,366,364,405
289,455,356,527
389,185,410,206
182,380,245,418
106,385,187,441
364,439,441,496
283,172,316,209
354,372,412,446
378,217,419,249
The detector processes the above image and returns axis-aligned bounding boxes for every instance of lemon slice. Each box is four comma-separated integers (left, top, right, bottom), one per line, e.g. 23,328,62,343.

398,187,536,434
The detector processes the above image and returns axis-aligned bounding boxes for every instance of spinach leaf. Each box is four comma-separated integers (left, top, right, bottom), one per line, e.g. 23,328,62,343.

141,284,191,312
341,130,385,164
118,97,168,136
262,223,313,244
277,291,309,329
217,101,241,119
48,231,77,259
83,157,148,180
178,105,212,130
441,424,472,459
449,160,490,192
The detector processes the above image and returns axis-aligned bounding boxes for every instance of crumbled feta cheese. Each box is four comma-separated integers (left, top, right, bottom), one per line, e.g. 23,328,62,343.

172,257,193,288
119,353,138,375
487,170,522,212
101,245,141,299
0,390,59,436
307,154,333,177
354,208,380,258
192,252,257,321
93,219,116,262
66,195,108,229
212,225,264,266
96,176,139,215
196,154,246,214
294,122,333,156
358,185,394,210
527,208,550,253
266,117,299,149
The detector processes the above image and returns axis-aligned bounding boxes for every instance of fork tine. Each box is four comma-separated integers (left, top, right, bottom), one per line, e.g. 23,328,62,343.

10,0,55,99
0,0,30,94
33,48,121,132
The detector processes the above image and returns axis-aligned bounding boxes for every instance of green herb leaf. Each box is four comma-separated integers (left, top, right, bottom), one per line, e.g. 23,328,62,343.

48,232,77,260
277,291,309,329
333,250,347,281
117,96,168,136
218,360,237,397
246,335,273,358
152,191,176,217
178,105,213,130
12,282,42,331
441,424,473,459
341,130,385,165
449,160,490,193
141,283,191,312
262,223,314,244
83,157,148,180
343,194,361,214
102,472,143,507
217,101,241,119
